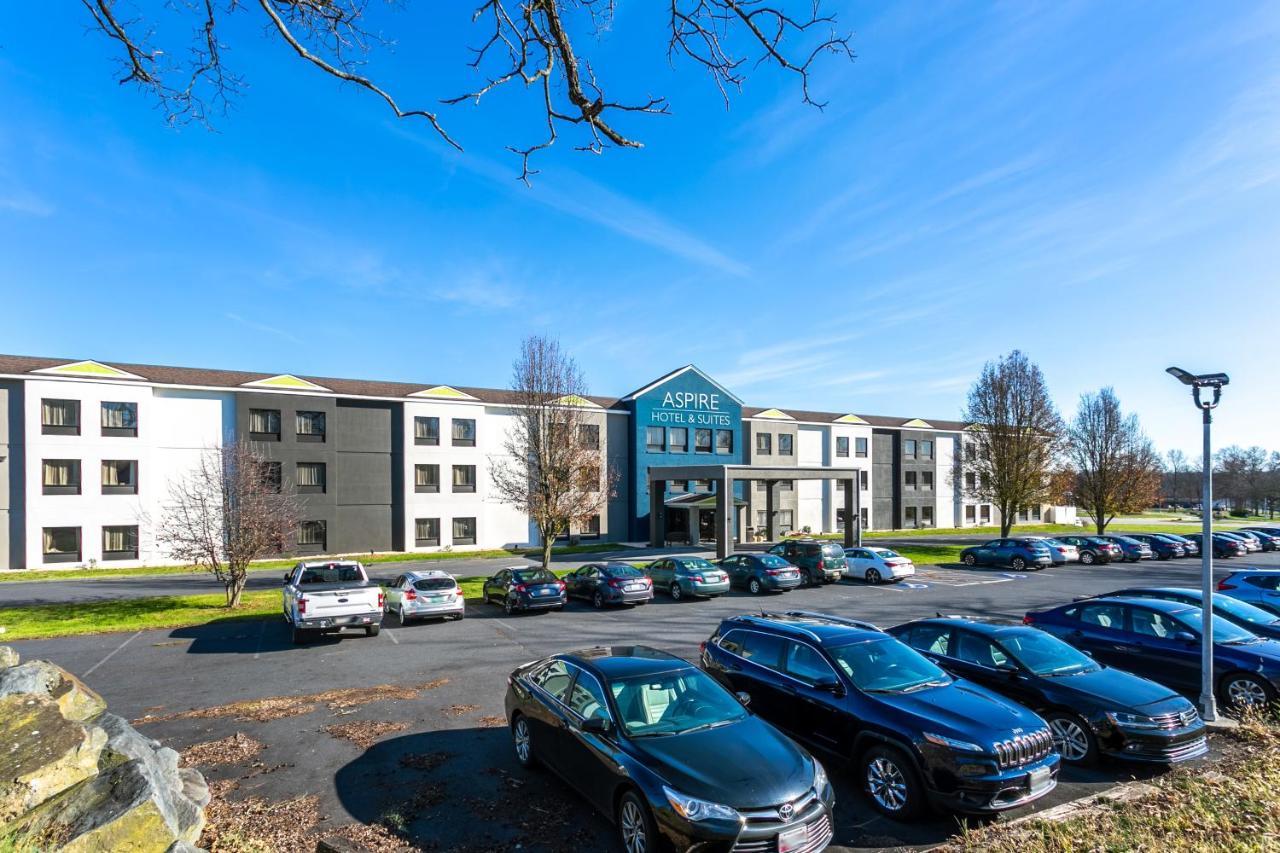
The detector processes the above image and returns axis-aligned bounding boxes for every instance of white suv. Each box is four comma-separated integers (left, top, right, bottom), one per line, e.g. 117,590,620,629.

384,570,465,624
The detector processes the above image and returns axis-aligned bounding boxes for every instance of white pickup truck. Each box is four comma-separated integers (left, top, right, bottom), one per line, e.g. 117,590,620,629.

282,560,384,644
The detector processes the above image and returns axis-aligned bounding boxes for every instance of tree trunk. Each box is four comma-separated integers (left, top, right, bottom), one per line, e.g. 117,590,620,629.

541,530,554,570
1094,513,1106,535
226,573,246,608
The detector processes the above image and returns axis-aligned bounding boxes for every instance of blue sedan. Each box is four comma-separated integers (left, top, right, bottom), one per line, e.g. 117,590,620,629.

960,538,1053,570
1088,587,1280,641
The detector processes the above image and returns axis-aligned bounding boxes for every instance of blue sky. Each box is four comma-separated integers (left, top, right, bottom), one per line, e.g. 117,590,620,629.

2,2,1277,456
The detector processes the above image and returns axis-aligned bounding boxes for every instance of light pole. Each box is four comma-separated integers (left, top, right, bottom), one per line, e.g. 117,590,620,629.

1167,366,1230,721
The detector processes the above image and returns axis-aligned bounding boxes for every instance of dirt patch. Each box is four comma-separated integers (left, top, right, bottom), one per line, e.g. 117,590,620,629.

135,678,449,724
477,715,506,728
323,720,409,750
399,750,454,771
201,779,321,853
443,703,480,718
325,822,423,852
181,733,265,767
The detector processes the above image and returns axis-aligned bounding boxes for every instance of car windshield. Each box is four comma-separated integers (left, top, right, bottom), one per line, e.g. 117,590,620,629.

1213,595,1280,627
1040,538,1064,546
827,638,951,694
605,565,644,578
513,569,557,584
1156,534,1186,543
412,578,455,592
999,630,1099,676
298,565,362,584
609,668,747,737
1171,610,1260,644
821,544,844,557
872,549,901,559
759,555,791,569
682,559,716,571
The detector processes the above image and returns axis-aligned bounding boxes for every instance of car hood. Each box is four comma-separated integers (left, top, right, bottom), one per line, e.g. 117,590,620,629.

625,715,812,809
876,680,1043,741
1222,638,1280,670
1045,667,1183,712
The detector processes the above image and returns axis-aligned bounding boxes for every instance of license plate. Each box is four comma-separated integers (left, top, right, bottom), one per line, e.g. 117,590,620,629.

1027,766,1051,790
778,825,807,853
427,595,445,603
627,584,644,592
536,588,551,596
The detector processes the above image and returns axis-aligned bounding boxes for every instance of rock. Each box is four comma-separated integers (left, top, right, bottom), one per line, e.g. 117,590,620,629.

167,842,206,853
95,713,207,843
179,767,211,809
0,694,106,824
0,646,17,668
0,660,107,723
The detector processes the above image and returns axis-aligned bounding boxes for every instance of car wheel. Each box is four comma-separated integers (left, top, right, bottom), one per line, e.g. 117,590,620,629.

1046,711,1097,766
1221,673,1276,712
366,624,380,637
504,596,516,616
593,591,606,609
1011,557,1026,571
861,744,923,820
1158,552,1170,561
453,611,465,621
398,606,410,625
748,577,763,595
803,570,816,587
1080,552,1096,565
617,790,657,853
866,568,882,584
670,583,683,601
291,626,310,645
963,553,977,567
512,715,537,768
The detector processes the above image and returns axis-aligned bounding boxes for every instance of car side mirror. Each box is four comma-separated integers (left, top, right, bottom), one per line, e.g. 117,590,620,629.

581,716,613,735
735,691,752,706
283,573,292,585
814,675,845,696
1174,631,1197,644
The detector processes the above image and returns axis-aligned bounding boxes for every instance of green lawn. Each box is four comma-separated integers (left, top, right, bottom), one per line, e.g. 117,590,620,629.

0,591,283,641
0,541,631,585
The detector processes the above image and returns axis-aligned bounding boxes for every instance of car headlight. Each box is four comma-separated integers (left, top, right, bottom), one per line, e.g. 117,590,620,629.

1105,711,1161,730
923,731,985,753
813,759,829,792
662,786,741,822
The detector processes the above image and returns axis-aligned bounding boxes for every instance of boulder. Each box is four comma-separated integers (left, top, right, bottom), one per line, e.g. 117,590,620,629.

94,713,207,843
0,660,107,723
0,645,17,669
0,694,106,825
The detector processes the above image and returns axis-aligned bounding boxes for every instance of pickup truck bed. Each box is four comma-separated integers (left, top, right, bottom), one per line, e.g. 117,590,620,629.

282,562,384,644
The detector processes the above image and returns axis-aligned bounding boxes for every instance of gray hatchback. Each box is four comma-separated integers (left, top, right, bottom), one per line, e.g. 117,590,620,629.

647,556,731,600
718,553,802,594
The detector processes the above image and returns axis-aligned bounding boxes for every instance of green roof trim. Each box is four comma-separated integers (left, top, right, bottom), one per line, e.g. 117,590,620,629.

834,414,868,424
755,408,794,420
241,374,331,392
408,385,476,400
552,394,601,408
33,360,144,380
902,418,933,428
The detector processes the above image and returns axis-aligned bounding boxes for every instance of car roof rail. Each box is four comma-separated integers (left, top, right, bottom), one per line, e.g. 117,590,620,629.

780,610,884,632
733,614,823,642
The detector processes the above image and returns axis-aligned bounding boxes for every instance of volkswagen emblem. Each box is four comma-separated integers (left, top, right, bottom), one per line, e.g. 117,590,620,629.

778,801,794,821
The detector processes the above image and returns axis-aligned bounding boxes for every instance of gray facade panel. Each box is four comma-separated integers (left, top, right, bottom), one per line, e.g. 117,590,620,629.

0,381,24,569
332,505,394,554
334,452,393,507
871,430,895,530
335,400,393,453
606,414,631,541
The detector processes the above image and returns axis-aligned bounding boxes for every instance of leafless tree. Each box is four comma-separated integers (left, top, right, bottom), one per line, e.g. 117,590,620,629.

1063,388,1162,534
490,335,618,568
1163,448,1198,508
1216,445,1271,514
78,1,853,181
155,440,300,607
960,351,1063,537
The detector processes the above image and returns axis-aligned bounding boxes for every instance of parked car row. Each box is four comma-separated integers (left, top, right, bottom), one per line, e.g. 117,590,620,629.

507,590,1251,853
952,529,1280,569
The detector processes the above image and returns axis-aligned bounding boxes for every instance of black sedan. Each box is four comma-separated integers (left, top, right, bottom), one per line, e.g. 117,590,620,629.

563,562,654,608
890,617,1207,766
482,566,567,615
504,646,834,853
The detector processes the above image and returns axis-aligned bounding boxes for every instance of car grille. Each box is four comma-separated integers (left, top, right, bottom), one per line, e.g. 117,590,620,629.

731,811,833,853
738,789,820,826
1160,736,1209,761
1149,708,1201,730
994,729,1053,769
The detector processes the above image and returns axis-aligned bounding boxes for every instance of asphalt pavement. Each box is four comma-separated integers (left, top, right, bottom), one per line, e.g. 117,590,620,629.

8,552,1274,852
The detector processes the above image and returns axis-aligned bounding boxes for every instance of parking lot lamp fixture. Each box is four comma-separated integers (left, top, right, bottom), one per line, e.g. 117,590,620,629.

1166,367,1229,722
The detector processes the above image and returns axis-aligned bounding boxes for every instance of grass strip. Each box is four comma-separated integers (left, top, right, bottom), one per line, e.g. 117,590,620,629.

0,590,282,641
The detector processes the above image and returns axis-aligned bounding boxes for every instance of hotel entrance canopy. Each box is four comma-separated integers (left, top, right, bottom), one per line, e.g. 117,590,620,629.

647,464,863,558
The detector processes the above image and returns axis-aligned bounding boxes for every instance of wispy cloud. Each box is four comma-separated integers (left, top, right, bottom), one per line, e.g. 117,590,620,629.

224,312,303,344
0,189,53,217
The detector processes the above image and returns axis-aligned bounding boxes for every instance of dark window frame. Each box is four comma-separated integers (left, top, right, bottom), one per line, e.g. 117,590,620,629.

100,401,138,437
646,426,666,453
297,520,327,551
42,526,81,563
452,464,477,493
41,458,81,495
296,411,327,443
668,427,688,453
451,418,477,447
102,524,139,560
452,516,477,546
101,459,138,495
578,423,600,451
694,429,713,454
778,433,794,456
756,432,772,455
296,461,327,494
835,436,849,457
855,436,868,458
715,429,734,455
903,439,917,458
415,517,441,547
41,399,80,436
415,463,440,494
414,416,440,446
249,408,282,442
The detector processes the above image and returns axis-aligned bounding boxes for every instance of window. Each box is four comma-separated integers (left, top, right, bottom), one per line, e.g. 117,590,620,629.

579,464,600,492
415,464,440,493
1131,608,1178,639
778,434,794,456
739,632,784,668
100,402,137,436
905,624,951,656
694,429,713,453
980,505,991,524
296,411,326,441
1032,505,1042,520
692,479,712,493
855,437,868,458
778,510,794,530
415,517,440,547
102,525,139,560
42,459,80,495
297,521,326,550
258,461,282,493
836,436,849,457
860,470,869,491
921,506,934,527
785,642,838,686
532,660,574,702
452,517,477,545
668,427,688,453
921,440,934,459
1079,603,1125,630
578,423,600,450
756,510,769,527
451,418,476,447
1018,508,1030,522
922,471,934,490
583,514,601,537
248,409,281,440
756,432,772,455
669,480,687,493
566,669,610,721
905,471,917,490
41,399,80,435
965,472,977,491
779,479,794,491
101,460,138,494
965,505,976,523
903,439,917,458
905,506,918,528
956,633,1009,669
646,426,666,452
296,462,326,493
860,507,869,529
42,527,81,563
414,416,440,446
715,429,733,455
452,464,477,493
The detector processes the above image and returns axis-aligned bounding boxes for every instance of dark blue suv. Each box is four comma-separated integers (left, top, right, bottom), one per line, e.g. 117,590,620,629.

889,617,1206,766
1026,596,1280,711
959,538,1053,570
700,611,1059,819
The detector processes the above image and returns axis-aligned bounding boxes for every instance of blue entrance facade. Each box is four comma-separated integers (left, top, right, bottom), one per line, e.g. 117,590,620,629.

622,366,743,541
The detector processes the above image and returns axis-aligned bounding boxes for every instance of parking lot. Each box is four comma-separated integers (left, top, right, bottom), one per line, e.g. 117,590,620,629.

10,551,1276,852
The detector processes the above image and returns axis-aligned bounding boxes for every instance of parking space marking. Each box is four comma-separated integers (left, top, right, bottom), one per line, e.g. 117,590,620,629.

252,621,269,659
385,627,400,645
83,630,141,678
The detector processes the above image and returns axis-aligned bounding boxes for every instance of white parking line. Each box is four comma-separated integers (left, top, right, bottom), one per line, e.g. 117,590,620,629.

385,627,400,645
83,630,141,678
252,620,268,659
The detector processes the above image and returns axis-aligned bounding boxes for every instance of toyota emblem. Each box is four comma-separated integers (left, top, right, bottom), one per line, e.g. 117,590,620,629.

778,802,794,821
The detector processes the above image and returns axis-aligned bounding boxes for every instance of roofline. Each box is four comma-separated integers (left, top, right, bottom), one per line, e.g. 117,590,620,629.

619,364,745,406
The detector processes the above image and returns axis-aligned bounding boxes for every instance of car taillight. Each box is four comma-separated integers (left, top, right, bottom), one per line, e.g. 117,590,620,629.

514,583,528,593
817,559,825,569
298,597,307,614
766,569,782,576
405,589,417,600
1022,614,1034,624
608,579,621,588
690,575,705,583
378,591,385,609
556,580,566,590
1218,580,1236,590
